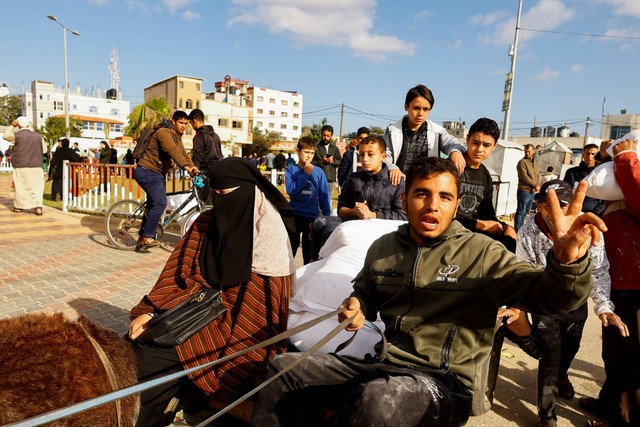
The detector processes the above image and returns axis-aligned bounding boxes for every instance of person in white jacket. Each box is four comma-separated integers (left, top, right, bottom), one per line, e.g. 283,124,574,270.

383,84,466,185
516,179,628,427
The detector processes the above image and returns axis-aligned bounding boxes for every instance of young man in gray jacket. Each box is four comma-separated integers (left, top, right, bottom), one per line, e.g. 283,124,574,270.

251,156,606,427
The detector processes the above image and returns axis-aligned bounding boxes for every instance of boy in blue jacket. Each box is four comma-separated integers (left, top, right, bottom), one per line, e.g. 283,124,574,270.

286,136,332,264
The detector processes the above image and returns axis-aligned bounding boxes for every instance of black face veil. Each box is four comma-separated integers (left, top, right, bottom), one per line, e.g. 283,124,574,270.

199,157,294,288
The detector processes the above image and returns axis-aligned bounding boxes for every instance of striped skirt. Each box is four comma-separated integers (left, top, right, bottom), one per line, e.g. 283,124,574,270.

176,272,291,403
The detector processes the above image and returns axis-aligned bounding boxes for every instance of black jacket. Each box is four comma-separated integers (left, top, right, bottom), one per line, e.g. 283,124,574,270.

563,162,606,216
338,164,406,220
49,146,81,180
192,125,223,168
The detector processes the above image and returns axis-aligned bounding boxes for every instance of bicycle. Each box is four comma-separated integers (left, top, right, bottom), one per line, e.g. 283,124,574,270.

105,173,207,250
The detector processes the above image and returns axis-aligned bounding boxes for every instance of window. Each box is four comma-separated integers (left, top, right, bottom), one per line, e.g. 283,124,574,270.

179,98,183,108
47,94,51,101
39,94,43,100
89,106,97,113
257,108,264,114
109,123,122,132
232,120,243,129
54,101,64,111
257,96,264,102
293,102,300,107
27,101,32,107
269,110,275,116
96,122,103,131
293,113,300,119
72,104,77,110
196,83,201,91
281,112,288,117
280,124,287,130
268,123,275,129
179,81,184,89
111,108,119,115
610,126,631,140
281,100,288,106
186,99,193,109
293,125,299,131
218,118,229,127
83,121,89,130
269,98,275,104
256,121,263,127
196,100,200,109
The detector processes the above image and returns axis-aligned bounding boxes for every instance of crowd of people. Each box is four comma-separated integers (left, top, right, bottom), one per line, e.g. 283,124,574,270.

3,82,638,427
124,85,638,427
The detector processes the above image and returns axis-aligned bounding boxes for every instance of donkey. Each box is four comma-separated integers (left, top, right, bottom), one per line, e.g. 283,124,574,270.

0,312,139,426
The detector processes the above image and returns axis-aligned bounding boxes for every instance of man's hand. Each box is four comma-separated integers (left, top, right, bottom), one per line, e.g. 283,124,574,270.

612,138,637,156
323,155,334,165
354,202,375,219
389,169,405,186
598,312,629,337
187,166,199,177
476,220,504,235
128,313,154,340
503,224,517,240
338,297,365,331
497,307,521,325
600,139,614,161
548,181,607,264
449,151,466,175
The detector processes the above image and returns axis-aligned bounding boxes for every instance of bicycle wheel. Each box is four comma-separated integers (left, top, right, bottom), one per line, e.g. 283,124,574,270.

105,200,146,250
180,209,201,237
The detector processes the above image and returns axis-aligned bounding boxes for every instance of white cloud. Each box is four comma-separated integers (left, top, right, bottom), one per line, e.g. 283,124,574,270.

534,67,560,81
479,0,575,46
163,0,194,13
415,9,433,22
570,64,584,74
596,0,640,18
87,0,110,5
228,0,416,62
470,11,507,27
182,10,201,20
451,39,463,50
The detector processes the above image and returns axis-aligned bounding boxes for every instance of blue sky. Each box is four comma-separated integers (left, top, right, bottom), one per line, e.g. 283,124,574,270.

2,0,639,138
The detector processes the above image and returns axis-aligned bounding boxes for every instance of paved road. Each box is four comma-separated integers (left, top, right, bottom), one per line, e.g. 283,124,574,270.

0,173,610,426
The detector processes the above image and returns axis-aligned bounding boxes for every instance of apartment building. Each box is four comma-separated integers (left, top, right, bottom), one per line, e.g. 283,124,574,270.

23,80,129,140
248,86,303,142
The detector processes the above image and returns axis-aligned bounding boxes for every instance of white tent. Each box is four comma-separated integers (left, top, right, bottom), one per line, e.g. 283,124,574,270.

539,140,573,180
483,139,523,217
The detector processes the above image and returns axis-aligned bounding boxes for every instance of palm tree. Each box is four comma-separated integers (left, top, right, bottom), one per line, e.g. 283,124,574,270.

125,96,171,139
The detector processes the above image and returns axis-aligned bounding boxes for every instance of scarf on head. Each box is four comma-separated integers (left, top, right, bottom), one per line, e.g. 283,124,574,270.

199,157,295,288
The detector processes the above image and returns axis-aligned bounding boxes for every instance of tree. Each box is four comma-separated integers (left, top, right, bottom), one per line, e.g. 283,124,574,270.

244,127,282,157
125,96,171,139
307,117,331,144
370,125,385,135
0,95,22,126
41,116,82,148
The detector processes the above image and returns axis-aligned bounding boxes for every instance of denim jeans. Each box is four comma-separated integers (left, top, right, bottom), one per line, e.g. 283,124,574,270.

134,167,167,238
515,189,535,230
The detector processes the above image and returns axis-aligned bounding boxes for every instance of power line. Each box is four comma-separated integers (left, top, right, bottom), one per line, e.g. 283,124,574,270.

520,27,640,41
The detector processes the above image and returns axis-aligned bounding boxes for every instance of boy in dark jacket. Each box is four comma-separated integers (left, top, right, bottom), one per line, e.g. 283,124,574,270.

311,135,405,259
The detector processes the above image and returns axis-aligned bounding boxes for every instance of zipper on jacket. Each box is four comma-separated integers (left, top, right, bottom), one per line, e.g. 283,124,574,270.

394,246,422,332
440,325,458,371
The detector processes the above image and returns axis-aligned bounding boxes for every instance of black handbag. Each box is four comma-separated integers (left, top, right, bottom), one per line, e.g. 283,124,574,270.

138,286,226,347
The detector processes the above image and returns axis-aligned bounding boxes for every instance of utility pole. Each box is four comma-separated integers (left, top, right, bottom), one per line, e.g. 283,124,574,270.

584,116,590,147
501,0,523,141
339,102,344,143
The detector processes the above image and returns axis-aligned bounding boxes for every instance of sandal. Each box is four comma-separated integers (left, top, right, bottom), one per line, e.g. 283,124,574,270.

136,237,160,250
558,378,575,400
11,207,23,213
34,207,43,216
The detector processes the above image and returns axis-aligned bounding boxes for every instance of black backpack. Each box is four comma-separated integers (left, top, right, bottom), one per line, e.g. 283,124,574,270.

132,118,172,161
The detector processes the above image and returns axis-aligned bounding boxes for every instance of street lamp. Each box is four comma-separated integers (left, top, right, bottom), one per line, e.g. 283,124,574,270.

47,15,80,137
